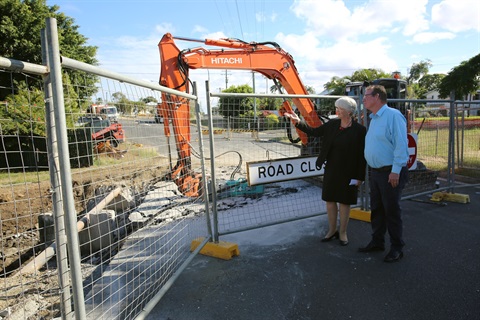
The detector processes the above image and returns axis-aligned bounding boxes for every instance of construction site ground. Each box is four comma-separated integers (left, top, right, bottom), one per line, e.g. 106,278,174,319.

147,184,480,320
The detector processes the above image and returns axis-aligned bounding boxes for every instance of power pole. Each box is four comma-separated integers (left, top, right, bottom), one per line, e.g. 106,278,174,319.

221,70,231,89
252,71,259,140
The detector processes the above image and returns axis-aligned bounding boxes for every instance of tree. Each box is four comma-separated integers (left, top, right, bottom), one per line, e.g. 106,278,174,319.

111,92,131,114
406,60,432,84
266,82,315,114
321,68,393,114
406,60,433,98
416,73,445,99
218,84,254,118
142,96,158,104
305,85,316,94
323,69,392,96
438,54,480,99
350,68,391,83
0,84,45,135
0,0,98,102
323,75,351,95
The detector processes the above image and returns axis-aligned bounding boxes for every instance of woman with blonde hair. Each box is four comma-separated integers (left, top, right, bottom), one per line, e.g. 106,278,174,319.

285,97,366,246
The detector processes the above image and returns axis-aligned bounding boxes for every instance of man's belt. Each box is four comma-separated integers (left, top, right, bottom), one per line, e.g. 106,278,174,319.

371,165,392,172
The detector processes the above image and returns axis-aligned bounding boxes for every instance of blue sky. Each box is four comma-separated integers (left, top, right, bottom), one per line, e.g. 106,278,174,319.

48,0,479,102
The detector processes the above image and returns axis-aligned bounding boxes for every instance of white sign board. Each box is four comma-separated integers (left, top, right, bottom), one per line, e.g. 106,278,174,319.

247,156,324,186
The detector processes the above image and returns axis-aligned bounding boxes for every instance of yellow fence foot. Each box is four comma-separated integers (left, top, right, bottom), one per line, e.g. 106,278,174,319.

350,208,371,222
430,191,470,204
190,237,240,260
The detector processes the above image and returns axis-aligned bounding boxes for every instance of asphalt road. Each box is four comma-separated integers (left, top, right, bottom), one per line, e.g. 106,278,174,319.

147,185,480,320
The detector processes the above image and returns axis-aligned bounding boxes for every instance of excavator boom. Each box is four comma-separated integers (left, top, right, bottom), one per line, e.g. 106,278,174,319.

158,33,323,196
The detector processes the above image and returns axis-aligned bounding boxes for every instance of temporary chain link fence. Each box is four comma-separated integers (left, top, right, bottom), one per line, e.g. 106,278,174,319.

204,91,480,239
1,18,209,320
202,91,329,239
406,99,480,195
1,17,479,320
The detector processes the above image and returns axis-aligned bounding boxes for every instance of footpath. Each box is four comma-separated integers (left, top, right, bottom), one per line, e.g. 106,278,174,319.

147,185,480,320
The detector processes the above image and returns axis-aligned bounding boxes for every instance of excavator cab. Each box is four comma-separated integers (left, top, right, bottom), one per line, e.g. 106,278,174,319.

371,78,408,116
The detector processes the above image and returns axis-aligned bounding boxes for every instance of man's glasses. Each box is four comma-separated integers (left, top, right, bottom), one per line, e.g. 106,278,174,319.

364,93,376,97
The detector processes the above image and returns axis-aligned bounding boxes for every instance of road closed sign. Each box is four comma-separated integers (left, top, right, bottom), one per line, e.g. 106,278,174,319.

247,156,324,186
407,133,418,170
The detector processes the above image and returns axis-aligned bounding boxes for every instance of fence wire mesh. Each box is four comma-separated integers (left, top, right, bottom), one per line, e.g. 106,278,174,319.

408,100,480,192
199,102,327,236
0,69,64,319
1,59,209,319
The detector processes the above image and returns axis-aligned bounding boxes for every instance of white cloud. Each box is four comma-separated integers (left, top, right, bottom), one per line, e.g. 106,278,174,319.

201,32,228,40
412,32,456,44
275,30,398,93
317,38,397,73
193,25,208,34
290,0,430,40
432,0,480,32
256,12,266,23
155,23,175,35
275,32,319,58
270,13,278,23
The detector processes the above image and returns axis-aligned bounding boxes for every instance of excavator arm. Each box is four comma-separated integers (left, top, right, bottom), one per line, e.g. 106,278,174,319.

158,33,323,197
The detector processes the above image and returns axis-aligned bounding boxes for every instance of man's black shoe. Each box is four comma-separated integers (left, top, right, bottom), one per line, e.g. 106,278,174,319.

384,250,404,263
358,242,385,253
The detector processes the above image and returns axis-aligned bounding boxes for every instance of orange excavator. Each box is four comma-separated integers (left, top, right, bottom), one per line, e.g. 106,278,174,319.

158,33,324,197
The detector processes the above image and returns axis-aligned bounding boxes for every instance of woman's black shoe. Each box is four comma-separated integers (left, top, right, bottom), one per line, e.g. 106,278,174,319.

321,231,339,242
339,240,349,246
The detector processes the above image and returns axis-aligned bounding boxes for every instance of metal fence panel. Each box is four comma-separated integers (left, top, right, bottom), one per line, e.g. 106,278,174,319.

1,51,209,319
204,93,328,237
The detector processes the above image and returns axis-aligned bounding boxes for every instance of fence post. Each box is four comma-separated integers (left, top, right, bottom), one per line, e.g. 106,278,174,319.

45,17,87,320
447,91,456,192
193,81,213,238
206,81,220,242
41,27,72,319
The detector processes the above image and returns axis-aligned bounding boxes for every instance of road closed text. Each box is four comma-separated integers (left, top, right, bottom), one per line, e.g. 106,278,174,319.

247,156,324,186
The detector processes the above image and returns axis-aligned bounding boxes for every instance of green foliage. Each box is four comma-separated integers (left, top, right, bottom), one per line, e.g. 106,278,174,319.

406,60,444,99
0,83,45,135
439,54,480,99
350,69,391,83
142,96,158,104
324,69,392,95
265,113,279,129
305,85,316,94
218,84,254,118
324,75,350,95
407,60,432,84
0,0,98,101
414,74,445,99
258,96,282,110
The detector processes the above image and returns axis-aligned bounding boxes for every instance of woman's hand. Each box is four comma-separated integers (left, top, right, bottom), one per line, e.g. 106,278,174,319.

284,111,300,124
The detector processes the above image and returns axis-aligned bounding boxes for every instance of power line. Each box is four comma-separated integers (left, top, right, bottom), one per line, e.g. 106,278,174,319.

234,0,244,39
214,0,227,36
